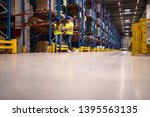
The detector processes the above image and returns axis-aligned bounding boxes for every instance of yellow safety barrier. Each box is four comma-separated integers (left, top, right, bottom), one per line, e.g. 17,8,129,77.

47,45,52,53
140,19,150,54
132,23,141,55
0,39,17,54
92,48,99,52
50,43,69,53
132,18,150,55
56,45,68,51
79,46,91,52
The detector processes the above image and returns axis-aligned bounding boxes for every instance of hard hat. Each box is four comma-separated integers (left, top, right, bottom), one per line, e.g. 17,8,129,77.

56,17,61,21
66,16,71,20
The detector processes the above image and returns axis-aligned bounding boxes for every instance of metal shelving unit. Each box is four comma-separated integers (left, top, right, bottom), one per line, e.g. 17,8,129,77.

0,0,17,54
0,0,121,53
0,0,11,40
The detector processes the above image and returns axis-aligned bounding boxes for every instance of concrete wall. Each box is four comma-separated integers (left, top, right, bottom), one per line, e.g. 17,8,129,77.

146,4,150,18
121,36,131,49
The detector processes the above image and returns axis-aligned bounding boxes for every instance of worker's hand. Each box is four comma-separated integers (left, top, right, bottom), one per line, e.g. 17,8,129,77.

67,28,73,30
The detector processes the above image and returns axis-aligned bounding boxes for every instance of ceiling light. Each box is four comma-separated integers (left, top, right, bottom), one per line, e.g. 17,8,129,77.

125,19,130,22
125,33,130,36
125,26,130,28
125,30,130,32
125,9,130,12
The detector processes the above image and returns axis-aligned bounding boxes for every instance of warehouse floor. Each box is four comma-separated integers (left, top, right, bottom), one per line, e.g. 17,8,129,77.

0,52,150,100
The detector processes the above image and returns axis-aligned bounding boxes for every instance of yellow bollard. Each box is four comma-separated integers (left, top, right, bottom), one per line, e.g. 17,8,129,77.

22,46,27,53
51,43,55,53
73,47,77,52
11,39,17,54
79,46,83,52
47,46,52,53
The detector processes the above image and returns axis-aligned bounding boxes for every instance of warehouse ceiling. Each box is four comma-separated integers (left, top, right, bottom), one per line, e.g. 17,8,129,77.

105,0,149,37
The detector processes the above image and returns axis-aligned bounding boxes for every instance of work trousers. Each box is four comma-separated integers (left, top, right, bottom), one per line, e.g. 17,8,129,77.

66,35,73,51
55,35,62,52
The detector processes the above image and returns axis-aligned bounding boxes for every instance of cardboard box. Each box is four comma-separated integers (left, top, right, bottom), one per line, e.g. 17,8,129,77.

36,41,49,52
36,0,56,11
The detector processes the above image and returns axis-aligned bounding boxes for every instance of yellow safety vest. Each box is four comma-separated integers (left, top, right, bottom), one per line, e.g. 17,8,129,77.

65,22,74,35
54,23,63,35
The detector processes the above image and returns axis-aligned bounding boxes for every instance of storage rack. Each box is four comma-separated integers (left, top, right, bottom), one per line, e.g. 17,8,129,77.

0,0,121,53
0,0,11,40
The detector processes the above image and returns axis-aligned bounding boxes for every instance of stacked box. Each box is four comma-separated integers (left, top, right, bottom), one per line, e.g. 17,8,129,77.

0,35,5,40
36,41,49,52
36,0,47,10
36,0,57,11
96,4,100,13
96,27,100,36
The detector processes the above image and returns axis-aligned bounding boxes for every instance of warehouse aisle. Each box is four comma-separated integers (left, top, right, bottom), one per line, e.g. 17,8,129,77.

0,52,150,100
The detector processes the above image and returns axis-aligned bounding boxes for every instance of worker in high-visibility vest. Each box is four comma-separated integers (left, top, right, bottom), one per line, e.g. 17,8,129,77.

65,16,74,52
53,17,63,52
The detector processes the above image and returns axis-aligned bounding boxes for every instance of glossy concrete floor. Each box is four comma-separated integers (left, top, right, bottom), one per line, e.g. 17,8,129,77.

0,52,150,100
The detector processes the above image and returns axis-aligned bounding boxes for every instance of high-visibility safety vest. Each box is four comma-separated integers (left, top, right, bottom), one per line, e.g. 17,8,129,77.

65,22,74,35
54,23,63,35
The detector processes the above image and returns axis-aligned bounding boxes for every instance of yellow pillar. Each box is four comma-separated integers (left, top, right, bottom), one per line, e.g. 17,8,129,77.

11,39,17,54
51,43,55,53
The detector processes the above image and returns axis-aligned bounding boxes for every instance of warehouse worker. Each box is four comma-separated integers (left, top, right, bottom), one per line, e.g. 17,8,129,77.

65,16,74,52
53,17,63,52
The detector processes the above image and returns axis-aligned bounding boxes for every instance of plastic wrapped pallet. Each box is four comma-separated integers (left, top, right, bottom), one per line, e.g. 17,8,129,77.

86,9,92,17
96,4,100,13
36,0,56,12
0,35,5,40
36,41,49,52
86,35,93,41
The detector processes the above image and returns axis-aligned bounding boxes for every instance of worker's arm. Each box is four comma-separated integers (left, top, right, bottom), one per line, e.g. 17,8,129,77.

52,24,56,30
66,22,74,30
53,24,59,30
60,24,64,31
